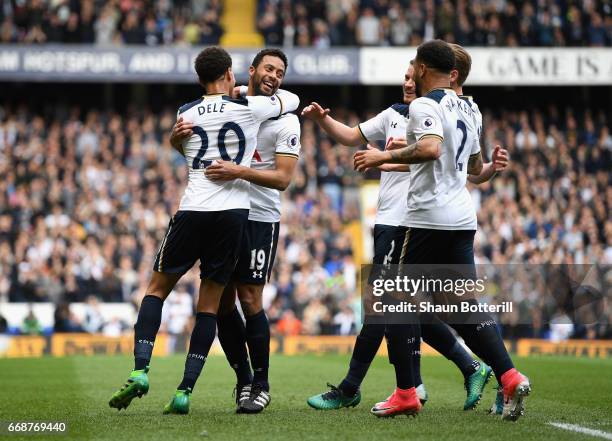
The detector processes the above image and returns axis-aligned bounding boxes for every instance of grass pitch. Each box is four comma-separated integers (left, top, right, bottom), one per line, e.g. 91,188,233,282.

1,353,611,441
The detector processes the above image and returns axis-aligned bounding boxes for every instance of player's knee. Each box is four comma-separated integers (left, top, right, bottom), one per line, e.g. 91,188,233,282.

146,272,179,301
237,285,263,316
217,284,238,316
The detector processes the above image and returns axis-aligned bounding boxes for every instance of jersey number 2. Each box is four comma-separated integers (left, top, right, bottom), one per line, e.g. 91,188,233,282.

192,122,246,169
455,120,467,171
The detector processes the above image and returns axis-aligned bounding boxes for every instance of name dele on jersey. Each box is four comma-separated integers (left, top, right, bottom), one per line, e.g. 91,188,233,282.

198,102,227,115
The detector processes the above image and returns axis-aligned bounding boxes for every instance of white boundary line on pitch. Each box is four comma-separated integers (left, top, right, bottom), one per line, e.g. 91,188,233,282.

548,423,612,440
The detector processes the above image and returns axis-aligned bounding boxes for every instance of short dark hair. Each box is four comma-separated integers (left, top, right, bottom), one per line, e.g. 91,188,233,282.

252,48,289,72
450,44,472,86
194,46,232,84
415,40,455,74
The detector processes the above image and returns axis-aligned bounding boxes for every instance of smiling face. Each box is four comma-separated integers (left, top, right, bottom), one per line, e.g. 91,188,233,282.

403,64,416,104
250,55,286,96
413,57,427,97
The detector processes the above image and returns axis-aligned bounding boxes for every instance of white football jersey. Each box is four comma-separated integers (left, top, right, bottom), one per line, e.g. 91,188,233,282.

358,104,411,227
249,113,301,223
403,88,480,230
460,95,483,141
176,90,299,212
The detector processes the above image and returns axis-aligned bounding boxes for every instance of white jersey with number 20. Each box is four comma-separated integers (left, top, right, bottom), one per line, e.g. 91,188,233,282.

176,90,299,212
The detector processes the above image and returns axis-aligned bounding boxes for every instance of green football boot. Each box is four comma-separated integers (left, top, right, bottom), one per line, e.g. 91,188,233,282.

163,388,192,415
307,383,361,410
463,362,493,410
489,384,504,415
108,367,150,410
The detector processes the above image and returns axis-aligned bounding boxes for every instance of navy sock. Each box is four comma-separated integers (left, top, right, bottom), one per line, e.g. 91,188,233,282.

412,338,422,386
246,310,270,391
421,316,479,379
448,341,480,378
217,307,252,386
339,323,385,397
453,306,514,384
133,295,163,370
178,312,217,391
386,324,419,390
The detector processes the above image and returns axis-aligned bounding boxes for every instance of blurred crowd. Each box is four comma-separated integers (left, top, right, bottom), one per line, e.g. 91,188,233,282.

0,100,610,339
0,0,224,45
1,0,610,47
259,0,611,47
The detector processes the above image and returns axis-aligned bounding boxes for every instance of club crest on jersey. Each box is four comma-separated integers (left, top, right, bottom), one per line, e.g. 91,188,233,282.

288,135,299,149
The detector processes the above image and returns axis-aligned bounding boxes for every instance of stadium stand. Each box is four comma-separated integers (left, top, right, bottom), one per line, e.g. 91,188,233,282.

0,0,610,47
0,100,609,339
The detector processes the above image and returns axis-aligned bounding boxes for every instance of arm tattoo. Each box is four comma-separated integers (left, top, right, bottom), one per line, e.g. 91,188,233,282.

388,138,441,164
389,142,419,164
467,152,483,175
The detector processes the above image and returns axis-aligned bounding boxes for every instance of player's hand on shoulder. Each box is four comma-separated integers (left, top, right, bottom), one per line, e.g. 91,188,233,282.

300,102,329,121
205,160,243,181
491,145,509,172
170,117,194,150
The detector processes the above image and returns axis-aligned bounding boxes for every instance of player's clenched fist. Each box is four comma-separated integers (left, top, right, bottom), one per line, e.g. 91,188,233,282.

170,117,194,153
491,145,509,171
354,148,390,172
300,102,330,121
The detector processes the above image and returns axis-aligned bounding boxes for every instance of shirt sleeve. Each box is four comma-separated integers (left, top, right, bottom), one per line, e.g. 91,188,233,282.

275,115,301,159
248,89,300,122
408,98,444,142
470,135,481,155
357,108,390,143
471,104,483,155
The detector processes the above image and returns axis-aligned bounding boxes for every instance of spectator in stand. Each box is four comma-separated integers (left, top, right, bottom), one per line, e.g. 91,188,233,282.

82,295,104,333
0,314,7,333
21,305,42,335
53,303,84,333
276,310,302,336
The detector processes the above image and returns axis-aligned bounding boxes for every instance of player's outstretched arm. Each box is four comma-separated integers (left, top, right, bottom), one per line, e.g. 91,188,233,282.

301,102,363,146
365,145,410,172
467,145,509,184
353,137,440,172
205,155,298,191
380,139,410,172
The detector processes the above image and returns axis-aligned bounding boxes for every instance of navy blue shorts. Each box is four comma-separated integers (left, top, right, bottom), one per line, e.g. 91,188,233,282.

153,209,248,285
368,224,409,284
399,228,476,265
234,220,280,285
